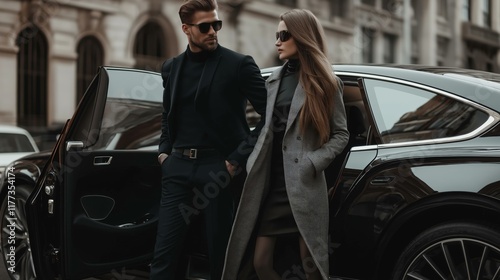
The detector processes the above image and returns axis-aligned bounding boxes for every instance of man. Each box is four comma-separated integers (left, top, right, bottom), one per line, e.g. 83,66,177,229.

150,0,266,279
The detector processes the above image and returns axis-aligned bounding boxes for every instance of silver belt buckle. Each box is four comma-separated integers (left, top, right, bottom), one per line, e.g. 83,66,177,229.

189,149,198,159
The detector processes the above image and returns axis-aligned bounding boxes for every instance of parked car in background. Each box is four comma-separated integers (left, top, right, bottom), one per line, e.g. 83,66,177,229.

0,125,39,180
2,65,500,280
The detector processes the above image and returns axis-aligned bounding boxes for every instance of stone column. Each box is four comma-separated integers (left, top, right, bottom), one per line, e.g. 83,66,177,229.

470,0,481,26
492,0,500,31
103,14,135,67
0,46,18,125
418,0,437,65
450,0,464,68
48,9,78,126
0,2,20,125
492,0,500,70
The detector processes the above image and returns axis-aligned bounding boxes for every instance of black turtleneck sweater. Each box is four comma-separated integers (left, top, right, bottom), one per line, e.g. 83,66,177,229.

272,59,299,131
276,59,299,108
172,47,214,149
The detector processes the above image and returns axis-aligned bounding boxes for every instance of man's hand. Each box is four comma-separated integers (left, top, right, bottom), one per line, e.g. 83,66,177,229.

158,153,168,165
225,160,237,178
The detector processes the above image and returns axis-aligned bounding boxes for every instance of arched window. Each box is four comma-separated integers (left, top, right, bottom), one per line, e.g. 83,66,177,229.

16,26,48,127
76,36,104,103
276,0,297,8
134,21,166,71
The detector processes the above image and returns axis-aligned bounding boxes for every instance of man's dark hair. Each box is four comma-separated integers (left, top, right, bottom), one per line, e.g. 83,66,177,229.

179,0,218,24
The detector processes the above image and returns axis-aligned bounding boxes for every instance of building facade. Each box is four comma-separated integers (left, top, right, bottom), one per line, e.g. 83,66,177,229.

0,0,499,145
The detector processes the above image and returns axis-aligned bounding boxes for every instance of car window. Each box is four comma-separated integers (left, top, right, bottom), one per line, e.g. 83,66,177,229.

89,70,164,151
363,79,489,144
106,70,163,102
0,133,36,153
67,72,105,150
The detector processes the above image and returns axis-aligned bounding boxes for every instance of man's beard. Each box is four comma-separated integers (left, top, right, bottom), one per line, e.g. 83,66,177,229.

191,36,218,51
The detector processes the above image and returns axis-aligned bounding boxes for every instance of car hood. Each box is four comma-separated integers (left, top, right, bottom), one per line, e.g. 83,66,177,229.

0,153,36,167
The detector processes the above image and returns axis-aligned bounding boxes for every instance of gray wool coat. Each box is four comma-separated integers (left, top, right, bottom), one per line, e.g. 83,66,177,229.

222,66,349,280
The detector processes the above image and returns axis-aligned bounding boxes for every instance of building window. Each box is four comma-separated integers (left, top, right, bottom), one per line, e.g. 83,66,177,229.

276,0,296,8
486,63,493,72
411,30,419,64
383,33,397,63
362,27,375,63
76,36,104,103
16,26,48,127
330,0,345,18
437,36,449,66
362,0,375,6
483,0,491,27
437,0,448,19
382,0,397,12
467,57,475,69
134,21,166,71
462,0,471,21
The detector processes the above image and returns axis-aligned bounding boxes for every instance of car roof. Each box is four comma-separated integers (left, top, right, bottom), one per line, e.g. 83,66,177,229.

0,125,33,135
0,125,40,153
103,66,161,75
334,64,500,86
261,64,500,113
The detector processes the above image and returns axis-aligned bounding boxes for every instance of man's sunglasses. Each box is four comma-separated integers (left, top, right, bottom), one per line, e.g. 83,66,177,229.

276,30,291,42
186,20,223,33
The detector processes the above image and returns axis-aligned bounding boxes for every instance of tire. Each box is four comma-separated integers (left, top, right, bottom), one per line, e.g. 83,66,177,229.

391,221,500,280
0,184,36,280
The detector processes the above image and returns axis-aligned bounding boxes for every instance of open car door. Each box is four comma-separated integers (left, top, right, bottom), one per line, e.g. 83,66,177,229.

26,67,164,279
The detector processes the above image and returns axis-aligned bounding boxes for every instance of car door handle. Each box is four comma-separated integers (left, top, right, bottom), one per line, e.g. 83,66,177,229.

93,156,113,166
371,176,394,185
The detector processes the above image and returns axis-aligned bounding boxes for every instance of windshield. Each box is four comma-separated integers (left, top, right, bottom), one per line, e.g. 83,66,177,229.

0,133,36,153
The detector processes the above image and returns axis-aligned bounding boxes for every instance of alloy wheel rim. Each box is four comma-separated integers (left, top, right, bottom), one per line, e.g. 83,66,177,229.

2,194,36,280
403,238,500,280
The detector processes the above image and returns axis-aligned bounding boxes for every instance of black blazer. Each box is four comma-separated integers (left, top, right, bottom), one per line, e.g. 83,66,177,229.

159,45,267,166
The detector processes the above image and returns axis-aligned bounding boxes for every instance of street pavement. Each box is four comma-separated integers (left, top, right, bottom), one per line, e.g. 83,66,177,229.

0,265,8,279
0,264,150,280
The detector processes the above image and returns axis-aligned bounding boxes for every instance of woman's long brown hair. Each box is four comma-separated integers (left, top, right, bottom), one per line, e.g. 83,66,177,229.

281,9,339,145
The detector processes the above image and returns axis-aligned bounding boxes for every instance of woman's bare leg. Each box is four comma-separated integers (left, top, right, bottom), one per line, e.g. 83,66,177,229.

299,236,323,280
254,236,281,280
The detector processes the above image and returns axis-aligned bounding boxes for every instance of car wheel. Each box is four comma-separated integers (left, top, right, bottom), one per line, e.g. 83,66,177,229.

391,221,500,280
1,185,36,280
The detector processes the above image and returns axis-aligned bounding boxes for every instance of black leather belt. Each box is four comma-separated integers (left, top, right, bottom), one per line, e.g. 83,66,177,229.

172,148,218,159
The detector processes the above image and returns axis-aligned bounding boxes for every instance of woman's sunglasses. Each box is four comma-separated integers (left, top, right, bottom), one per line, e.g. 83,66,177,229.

276,30,291,42
186,20,223,33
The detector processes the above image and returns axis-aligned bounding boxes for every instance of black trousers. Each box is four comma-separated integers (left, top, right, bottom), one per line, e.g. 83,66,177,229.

150,152,234,280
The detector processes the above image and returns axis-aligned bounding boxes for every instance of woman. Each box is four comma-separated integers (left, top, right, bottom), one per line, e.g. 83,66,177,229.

223,9,349,280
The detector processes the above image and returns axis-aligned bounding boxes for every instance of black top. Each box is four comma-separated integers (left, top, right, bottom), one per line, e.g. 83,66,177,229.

173,47,214,149
159,44,267,166
273,59,299,131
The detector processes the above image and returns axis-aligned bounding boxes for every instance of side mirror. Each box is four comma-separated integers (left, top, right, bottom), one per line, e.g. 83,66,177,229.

66,141,84,152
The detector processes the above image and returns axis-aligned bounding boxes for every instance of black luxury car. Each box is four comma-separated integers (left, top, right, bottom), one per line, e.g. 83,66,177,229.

2,65,500,280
